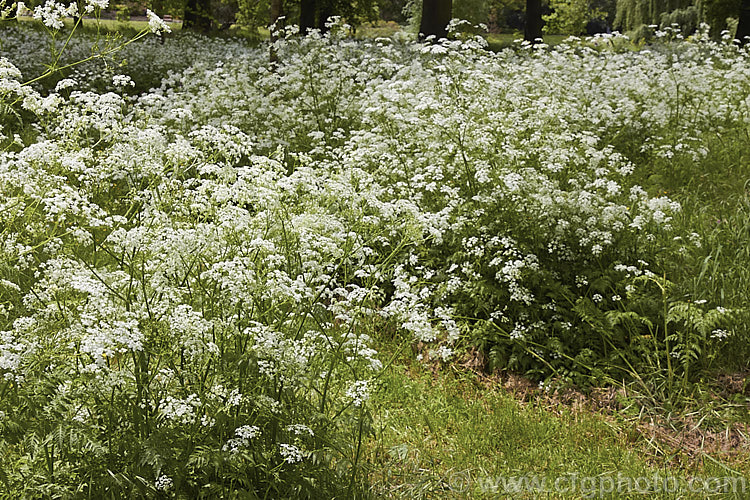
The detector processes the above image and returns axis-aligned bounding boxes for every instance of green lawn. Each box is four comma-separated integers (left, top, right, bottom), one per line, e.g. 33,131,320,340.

366,344,750,499
485,32,570,50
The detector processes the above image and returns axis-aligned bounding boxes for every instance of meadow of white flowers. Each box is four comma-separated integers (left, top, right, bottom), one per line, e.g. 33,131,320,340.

1,12,749,496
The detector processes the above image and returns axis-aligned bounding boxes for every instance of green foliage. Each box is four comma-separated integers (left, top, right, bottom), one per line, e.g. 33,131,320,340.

335,0,381,26
236,0,380,32
235,0,268,32
401,0,421,32
115,3,132,21
591,0,618,24
148,0,188,19
659,4,700,34
212,0,240,28
615,0,742,38
486,0,525,32
543,0,605,35
614,0,695,32
702,0,741,36
376,0,407,22
453,0,490,25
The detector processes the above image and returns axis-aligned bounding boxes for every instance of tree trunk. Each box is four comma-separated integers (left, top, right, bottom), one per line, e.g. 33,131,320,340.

524,0,543,43
419,0,452,41
72,0,82,27
737,0,750,45
317,0,334,33
300,0,316,34
183,0,212,32
269,0,283,63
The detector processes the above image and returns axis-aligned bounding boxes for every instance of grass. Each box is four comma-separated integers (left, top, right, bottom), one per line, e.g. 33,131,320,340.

484,33,571,50
365,344,750,498
356,20,404,39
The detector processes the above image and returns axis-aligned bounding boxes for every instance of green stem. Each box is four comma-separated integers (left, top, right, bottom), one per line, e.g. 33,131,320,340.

347,403,365,497
51,16,83,72
662,275,672,389
22,29,151,87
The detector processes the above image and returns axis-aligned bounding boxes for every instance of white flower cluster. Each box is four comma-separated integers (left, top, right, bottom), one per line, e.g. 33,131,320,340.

222,425,261,455
154,474,173,491
286,424,314,437
85,0,108,12
33,0,78,30
168,305,218,361
0,327,32,383
710,329,731,340
1,25,749,489
112,74,134,88
159,394,201,425
245,322,321,383
279,443,304,464
345,379,370,407
146,9,171,35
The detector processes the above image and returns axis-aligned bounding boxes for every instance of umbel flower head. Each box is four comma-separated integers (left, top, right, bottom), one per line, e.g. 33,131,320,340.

146,9,172,35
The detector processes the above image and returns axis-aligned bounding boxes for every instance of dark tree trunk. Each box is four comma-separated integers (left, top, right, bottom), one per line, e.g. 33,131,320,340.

317,0,334,33
269,0,283,63
183,0,212,32
419,0,452,41
737,0,750,45
300,0,316,34
524,0,543,43
72,0,82,27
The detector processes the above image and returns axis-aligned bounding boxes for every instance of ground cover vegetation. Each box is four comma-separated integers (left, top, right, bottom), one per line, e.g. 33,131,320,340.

1,2,750,497
365,346,750,498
